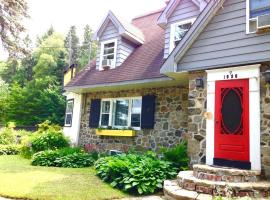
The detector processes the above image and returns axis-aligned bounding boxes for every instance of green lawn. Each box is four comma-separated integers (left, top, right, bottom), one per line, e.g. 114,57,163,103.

0,155,128,200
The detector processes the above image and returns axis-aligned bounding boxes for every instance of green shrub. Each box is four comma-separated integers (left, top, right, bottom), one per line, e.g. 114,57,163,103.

20,130,70,158
0,128,15,144
0,144,21,155
31,147,95,168
31,130,69,152
95,152,177,195
161,141,189,170
37,120,62,132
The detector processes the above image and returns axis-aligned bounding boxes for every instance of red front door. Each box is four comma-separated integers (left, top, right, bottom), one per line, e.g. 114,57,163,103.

214,79,250,169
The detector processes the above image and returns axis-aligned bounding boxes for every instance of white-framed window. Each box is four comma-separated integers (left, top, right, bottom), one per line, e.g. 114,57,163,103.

246,0,270,33
99,39,117,70
65,99,74,127
169,18,196,53
99,97,142,130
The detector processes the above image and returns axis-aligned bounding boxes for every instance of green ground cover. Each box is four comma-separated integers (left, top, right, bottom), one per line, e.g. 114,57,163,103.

0,155,128,200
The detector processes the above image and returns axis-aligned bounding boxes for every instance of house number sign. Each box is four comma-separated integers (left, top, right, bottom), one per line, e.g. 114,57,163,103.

223,71,238,80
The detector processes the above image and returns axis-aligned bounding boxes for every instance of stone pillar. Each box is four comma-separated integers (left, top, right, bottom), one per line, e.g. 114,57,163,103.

187,71,207,165
260,65,270,179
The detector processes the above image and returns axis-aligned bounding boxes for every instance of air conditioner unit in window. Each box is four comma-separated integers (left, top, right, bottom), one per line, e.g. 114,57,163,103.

257,14,270,33
102,59,114,70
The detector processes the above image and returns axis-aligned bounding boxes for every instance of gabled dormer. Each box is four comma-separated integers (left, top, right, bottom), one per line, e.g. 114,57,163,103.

93,11,144,71
158,0,207,58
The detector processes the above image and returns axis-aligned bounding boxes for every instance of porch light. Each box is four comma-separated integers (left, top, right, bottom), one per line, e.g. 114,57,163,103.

264,70,270,84
195,77,204,88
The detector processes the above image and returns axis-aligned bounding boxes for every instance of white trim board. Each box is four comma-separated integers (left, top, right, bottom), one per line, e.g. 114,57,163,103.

206,64,261,171
63,92,83,145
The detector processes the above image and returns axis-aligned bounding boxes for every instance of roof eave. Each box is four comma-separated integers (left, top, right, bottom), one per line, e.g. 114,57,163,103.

64,77,173,93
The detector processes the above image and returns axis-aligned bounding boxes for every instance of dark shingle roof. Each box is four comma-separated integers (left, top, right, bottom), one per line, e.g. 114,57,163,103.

65,10,166,89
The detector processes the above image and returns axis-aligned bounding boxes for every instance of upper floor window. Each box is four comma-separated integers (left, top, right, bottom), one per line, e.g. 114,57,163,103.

99,97,142,130
247,0,270,33
169,18,196,53
99,39,117,70
250,0,270,18
65,99,74,127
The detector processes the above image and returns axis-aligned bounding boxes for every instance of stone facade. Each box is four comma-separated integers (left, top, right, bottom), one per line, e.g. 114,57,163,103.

79,86,189,153
260,64,270,179
187,71,207,165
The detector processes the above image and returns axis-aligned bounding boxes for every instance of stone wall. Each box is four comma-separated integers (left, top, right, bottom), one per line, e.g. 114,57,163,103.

79,86,189,153
260,64,270,179
186,71,207,165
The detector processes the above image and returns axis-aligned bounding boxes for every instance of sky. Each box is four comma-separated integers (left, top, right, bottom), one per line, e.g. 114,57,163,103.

0,0,167,60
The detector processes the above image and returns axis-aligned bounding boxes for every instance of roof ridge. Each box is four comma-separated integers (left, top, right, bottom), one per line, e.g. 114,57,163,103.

132,8,164,21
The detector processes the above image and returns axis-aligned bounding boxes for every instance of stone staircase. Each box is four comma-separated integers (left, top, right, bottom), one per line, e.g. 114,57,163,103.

164,164,270,200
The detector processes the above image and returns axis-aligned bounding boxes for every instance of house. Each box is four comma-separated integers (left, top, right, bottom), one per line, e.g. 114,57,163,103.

64,0,270,198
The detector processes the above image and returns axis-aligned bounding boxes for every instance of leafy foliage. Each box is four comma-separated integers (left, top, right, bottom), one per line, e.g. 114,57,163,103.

31,147,95,168
0,144,21,155
20,124,70,158
30,130,69,152
0,128,15,145
5,78,66,125
161,141,189,170
95,152,177,195
0,0,29,56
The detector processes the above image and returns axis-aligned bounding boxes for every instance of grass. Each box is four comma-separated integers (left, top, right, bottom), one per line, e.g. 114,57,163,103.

0,155,129,200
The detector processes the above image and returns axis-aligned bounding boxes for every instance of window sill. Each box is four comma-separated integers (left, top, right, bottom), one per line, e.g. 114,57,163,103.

95,129,136,137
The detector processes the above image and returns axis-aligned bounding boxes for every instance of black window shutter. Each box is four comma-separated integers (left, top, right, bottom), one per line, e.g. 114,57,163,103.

141,95,156,129
89,99,101,128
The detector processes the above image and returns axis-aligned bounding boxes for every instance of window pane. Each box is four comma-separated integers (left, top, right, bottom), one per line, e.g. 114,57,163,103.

101,114,110,126
66,101,74,113
131,114,140,127
104,42,115,48
105,54,114,59
114,100,129,126
132,99,142,114
65,113,72,125
174,23,192,42
102,101,110,113
250,0,270,17
178,23,192,30
103,48,114,55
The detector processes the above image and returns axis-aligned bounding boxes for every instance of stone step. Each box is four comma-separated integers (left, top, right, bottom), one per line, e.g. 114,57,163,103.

163,180,212,200
163,180,269,200
193,164,261,182
177,171,270,198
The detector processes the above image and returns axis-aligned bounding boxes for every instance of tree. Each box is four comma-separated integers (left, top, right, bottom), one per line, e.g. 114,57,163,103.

65,26,80,65
36,26,55,46
5,77,65,125
34,32,67,83
0,58,20,84
78,25,97,70
0,80,9,124
0,0,29,56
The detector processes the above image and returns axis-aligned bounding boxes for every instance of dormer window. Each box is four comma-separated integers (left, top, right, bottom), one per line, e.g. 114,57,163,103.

100,39,117,70
169,18,196,53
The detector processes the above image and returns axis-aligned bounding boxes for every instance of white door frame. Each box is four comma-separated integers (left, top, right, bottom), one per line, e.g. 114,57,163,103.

205,64,261,170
